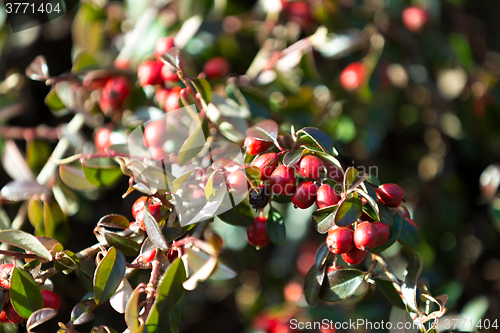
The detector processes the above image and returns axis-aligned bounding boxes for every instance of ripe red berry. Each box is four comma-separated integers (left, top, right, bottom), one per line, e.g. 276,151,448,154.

6,303,23,324
251,152,279,181
291,181,317,209
341,247,367,265
155,87,170,108
353,222,379,251
326,227,354,254
139,248,157,264
244,137,273,155
340,62,365,91
0,263,14,289
326,263,343,274
143,120,168,148
247,216,270,247
0,310,8,323
203,57,231,79
167,249,178,262
316,184,340,209
165,86,182,112
41,290,61,310
83,75,111,91
154,37,175,62
269,164,296,196
402,6,428,34
138,60,164,86
99,76,130,113
298,155,324,179
286,1,312,27
161,64,180,82
375,184,405,207
132,196,162,231
226,169,249,196
95,128,113,153
373,221,390,246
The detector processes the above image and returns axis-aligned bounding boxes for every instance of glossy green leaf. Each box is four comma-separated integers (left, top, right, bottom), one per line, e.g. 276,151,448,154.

0,230,51,261
356,190,380,220
314,243,330,269
27,308,57,333
60,165,98,191
104,233,141,257
44,201,69,243
162,228,185,243
319,269,366,302
304,264,326,306
266,207,286,246
217,201,254,227
376,277,405,309
145,258,186,332
402,252,423,313
335,197,362,227
190,78,211,103
26,140,51,174
378,203,394,227
28,198,44,231
312,205,338,234
343,167,358,191
297,127,334,155
82,158,122,187
98,214,130,229
242,165,261,190
399,218,421,248
94,247,126,304
371,213,403,254
10,267,43,318
56,250,80,270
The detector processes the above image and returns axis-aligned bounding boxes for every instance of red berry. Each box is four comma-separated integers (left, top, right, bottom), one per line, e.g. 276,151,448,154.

138,61,164,86
340,62,365,91
375,184,405,207
0,263,14,289
286,1,312,27
291,181,317,209
0,310,8,323
41,290,61,310
326,264,343,274
165,86,182,112
341,247,367,265
99,76,130,113
226,169,249,196
154,37,175,62
143,120,168,148
166,249,178,262
353,222,379,251
247,216,270,247
316,184,340,209
326,227,354,254
83,75,111,91
373,221,390,246
155,87,170,108
6,303,23,324
203,57,231,79
95,128,113,153
269,164,296,196
251,152,279,181
139,248,157,264
298,155,324,179
402,6,428,34
132,196,162,231
244,137,273,155
114,58,130,70
161,64,180,82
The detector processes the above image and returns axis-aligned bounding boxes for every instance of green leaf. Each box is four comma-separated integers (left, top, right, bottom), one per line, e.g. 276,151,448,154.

26,140,51,174
217,201,254,227
94,247,126,304
266,207,286,246
304,264,326,306
162,228,185,243
344,167,359,191
56,250,80,270
399,218,421,248
319,269,366,302
72,51,98,73
28,198,44,231
98,214,130,229
371,213,403,254
376,277,405,309
10,267,43,318
146,258,186,332
0,230,51,261
335,196,362,227
43,201,69,243
125,286,144,333
314,243,330,269
378,202,394,227
82,158,122,187
60,165,98,191
104,233,141,257
297,127,334,155
190,78,211,103
312,205,338,234
402,252,423,313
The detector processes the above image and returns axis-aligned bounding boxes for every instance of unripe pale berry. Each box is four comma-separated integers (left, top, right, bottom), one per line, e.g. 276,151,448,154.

143,120,168,148
326,227,354,254
244,137,273,155
375,183,405,207
340,62,365,91
41,290,61,310
341,247,367,265
316,184,340,209
251,152,279,181
95,128,113,153
402,6,428,34
203,57,231,78
138,61,164,86
99,76,130,113
0,263,14,289
298,155,324,179
291,181,317,209
353,222,379,251
247,216,270,247
132,196,162,231
161,63,180,82
226,169,249,196
165,86,182,112
154,37,175,62
269,164,296,196
373,221,390,246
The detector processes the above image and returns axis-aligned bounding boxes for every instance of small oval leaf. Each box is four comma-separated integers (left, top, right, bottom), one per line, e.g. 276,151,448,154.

335,197,362,227
27,308,57,333
60,165,98,191
0,230,52,261
312,205,339,234
93,247,126,304
304,264,326,306
245,119,279,143
318,268,365,302
10,267,44,318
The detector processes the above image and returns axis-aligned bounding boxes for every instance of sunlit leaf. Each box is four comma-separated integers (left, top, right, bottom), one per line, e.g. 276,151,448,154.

283,150,303,167
125,286,144,333
0,230,51,261
144,208,168,251
10,267,43,318
184,248,236,281
110,279,133,314
335,197,362,227
27,308,57,333
217,201,254,227
1,180,50,202
245,119,278,143
82,158,122,187
402,252,423,314
26,56,50,81
98,214,130,229
312,205,338,234
190,78,211,103
60,165,98,191
93,247,126,304
297,127,334,155
104,232,141,257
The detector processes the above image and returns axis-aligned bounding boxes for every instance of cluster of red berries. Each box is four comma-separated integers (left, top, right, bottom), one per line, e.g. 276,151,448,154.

131,196,162,231
0,263,61,324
